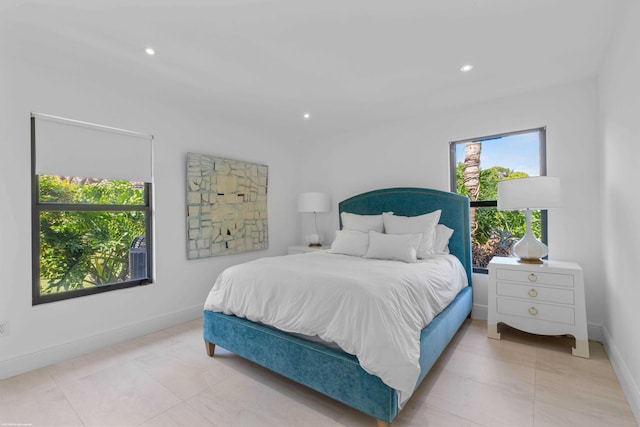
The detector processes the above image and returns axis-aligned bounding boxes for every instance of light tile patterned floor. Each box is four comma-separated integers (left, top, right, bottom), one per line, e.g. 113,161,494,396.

0,319,636,426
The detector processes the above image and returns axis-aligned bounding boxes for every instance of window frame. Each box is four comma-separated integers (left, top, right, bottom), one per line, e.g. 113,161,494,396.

31,117,154,305
448,127,548,274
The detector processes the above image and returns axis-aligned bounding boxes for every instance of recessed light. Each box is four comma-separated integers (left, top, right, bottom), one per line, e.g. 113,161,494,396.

303,113,310,119
460,64,473,72
145,47,155,56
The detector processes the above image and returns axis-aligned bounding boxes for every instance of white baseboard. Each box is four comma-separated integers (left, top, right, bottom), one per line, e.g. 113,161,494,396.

587,322,603,343
603,325,640,424
472,303,487,320
0,304,203,380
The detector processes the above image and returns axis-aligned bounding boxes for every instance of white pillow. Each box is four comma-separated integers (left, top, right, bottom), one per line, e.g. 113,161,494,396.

341,212,390,233
382,211,441,258
330,230,369,257
364,231,422,263
434,224,454,254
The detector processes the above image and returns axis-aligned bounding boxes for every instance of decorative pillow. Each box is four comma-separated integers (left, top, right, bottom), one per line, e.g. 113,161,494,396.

364,231,422,263
382,210,442,258
341,212,391,233
330,230,369,257
434,224,454,254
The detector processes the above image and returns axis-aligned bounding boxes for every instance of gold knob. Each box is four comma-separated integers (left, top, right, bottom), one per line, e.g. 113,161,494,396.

528,288,538,298
529,306,538,316
528,273,538,282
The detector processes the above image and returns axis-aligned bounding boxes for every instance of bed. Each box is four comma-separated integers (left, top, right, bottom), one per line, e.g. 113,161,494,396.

203,187,472,426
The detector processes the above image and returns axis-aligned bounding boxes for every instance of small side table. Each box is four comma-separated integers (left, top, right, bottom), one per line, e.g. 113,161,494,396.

487,256,589,358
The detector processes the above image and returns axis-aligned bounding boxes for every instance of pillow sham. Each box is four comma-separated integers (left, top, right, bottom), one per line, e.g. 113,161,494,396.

364,230,422,263
434,224,454,254
330,230,369,257
341,211,390,233
382,210,441,258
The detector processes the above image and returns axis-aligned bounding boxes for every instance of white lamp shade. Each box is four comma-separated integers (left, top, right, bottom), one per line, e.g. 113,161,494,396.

298,192,331,213
497,177,561,211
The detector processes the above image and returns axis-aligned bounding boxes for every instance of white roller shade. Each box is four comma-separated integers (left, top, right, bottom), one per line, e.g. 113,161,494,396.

33,113,153,182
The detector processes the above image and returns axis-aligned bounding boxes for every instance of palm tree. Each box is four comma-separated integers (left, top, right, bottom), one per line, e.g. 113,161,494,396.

463,141,481,233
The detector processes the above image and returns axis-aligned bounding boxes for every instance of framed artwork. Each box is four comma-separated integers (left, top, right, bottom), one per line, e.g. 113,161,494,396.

186,153,268,259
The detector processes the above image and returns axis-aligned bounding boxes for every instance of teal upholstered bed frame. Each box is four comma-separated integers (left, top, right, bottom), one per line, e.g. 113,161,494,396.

203,188,472,425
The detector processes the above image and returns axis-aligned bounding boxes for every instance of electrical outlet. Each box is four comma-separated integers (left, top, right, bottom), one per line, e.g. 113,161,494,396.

0,321,9,337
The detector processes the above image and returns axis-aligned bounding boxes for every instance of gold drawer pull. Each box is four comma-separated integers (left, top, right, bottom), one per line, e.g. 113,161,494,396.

528,273,538,282
529,306,538,316
528,288,538,298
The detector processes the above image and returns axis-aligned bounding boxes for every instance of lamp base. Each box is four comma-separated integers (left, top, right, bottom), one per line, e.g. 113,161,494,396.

305,233,324,247
512,237,548,264
517,257,544,265
511,209,548,264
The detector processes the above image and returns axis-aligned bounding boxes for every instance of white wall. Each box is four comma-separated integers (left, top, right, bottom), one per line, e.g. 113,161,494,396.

298,79,605,337
599,0,640,420
0,55,301,378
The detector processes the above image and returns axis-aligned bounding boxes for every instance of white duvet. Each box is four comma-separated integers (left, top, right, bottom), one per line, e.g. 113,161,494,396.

204,251,468,407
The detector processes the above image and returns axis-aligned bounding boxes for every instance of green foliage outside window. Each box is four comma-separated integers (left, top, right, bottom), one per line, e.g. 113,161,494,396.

38,175,147,294
455,162,541,268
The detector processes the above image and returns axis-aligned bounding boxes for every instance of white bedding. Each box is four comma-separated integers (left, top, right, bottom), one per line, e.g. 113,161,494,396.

204,251,468,407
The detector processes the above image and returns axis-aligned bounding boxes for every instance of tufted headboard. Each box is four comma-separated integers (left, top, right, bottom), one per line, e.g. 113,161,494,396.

338,187,472,285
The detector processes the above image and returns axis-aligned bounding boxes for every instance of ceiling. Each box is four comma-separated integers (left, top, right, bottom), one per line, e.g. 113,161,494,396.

0,0,628,143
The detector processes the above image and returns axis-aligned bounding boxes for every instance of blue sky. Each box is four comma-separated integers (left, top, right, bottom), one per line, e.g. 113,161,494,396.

455,131,540,176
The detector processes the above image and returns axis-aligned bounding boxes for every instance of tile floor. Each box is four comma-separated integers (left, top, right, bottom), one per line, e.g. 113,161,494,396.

0,319,637,426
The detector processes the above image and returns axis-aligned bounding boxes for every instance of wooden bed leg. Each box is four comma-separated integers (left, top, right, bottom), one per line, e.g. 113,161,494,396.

205,341,216,357
376,420,391,427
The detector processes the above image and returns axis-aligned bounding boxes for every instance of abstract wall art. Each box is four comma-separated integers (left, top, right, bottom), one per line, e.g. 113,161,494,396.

186,153,268,259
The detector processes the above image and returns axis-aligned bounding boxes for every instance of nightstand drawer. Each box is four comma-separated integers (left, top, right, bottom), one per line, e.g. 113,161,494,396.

496,282,575,305
496,269,574,287
497,297,575,325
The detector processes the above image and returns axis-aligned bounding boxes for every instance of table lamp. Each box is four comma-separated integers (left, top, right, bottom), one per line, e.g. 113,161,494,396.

298,192,331,247
497,176,561,264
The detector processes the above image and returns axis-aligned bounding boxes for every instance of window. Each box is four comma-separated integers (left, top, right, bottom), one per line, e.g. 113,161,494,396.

449,128,546,272
31,114,153,304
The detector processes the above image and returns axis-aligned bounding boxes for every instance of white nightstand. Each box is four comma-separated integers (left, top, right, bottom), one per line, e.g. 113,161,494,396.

487,256,589,358
287,245,330,255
